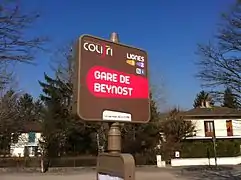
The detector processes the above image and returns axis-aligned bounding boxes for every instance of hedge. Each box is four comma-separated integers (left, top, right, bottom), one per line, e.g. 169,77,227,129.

179,139,241,158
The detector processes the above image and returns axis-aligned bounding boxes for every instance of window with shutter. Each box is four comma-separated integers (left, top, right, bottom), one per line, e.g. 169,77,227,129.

226,120,233,136
204,121,214,137
28,132,36,143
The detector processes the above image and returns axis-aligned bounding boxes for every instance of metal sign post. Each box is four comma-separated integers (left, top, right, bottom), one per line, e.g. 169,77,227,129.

73,32,150,180
107,33,122,154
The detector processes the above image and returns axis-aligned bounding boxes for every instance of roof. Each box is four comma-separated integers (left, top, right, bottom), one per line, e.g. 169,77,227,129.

21,121,42,133
182,107,241,118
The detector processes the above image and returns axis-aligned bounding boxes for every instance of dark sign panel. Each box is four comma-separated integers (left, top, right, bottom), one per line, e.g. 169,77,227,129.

73,35,150,123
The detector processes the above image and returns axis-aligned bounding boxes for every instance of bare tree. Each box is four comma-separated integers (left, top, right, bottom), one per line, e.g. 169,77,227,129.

0,89,20,154
149,63,168,112
48,42,75,112
0,0,47,88
160,108,195,160
50,42,75,83
196,1,241,105
0,89,20,132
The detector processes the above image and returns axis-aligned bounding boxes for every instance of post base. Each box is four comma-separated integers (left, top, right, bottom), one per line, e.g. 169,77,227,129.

97,153,135,180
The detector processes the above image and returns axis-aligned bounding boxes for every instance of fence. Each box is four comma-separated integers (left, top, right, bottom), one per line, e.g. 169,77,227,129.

0,156,96,168
0,154,156,168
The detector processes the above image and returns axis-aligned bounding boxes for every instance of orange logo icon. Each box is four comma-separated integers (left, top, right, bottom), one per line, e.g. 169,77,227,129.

126,60,135,66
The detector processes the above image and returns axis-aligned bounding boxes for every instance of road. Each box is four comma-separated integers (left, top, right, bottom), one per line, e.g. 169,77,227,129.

0,168,183,180
3,166,239,180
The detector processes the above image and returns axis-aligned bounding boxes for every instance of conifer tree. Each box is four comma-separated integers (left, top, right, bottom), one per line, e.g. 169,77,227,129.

39,73,97,156
222,87,238,109
17,93,43,122
193,91,214,108
39,73,71,156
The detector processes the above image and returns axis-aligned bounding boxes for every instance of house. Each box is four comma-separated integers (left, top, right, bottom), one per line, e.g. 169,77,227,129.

10,121,42,157
182,101,241,139
169,101,241,167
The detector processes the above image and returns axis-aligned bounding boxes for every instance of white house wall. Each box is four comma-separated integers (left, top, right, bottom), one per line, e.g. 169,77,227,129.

214,120,227,137
190,118,241,138
11,132,42,157
192,120,205,137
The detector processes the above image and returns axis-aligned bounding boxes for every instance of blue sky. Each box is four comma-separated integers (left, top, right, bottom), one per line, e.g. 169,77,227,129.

16,0,235,110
